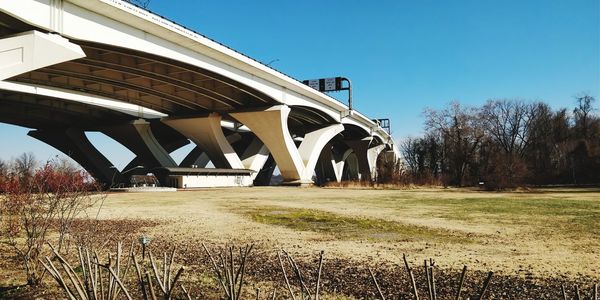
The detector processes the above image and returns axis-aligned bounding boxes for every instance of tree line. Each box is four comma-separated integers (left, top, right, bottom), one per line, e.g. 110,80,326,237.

398,95,599,189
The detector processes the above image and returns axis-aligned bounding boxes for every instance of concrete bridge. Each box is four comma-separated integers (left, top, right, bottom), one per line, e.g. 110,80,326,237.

0,0,398,186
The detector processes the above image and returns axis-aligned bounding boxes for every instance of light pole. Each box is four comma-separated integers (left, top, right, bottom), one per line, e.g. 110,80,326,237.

266,58,279,66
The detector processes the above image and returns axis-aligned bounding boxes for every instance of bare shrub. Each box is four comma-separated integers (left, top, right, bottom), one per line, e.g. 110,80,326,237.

0,159,102,285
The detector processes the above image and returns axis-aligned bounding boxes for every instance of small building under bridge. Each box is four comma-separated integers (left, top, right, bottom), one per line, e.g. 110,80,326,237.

152,167,254,188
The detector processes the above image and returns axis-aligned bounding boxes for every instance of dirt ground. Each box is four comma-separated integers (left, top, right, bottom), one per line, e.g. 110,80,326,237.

93,186,599,280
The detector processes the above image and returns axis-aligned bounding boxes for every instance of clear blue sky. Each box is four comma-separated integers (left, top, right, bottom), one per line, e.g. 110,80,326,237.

0,0,598,169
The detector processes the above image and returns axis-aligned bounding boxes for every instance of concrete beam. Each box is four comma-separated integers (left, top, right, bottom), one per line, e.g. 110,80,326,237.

28,128,119,186
316,145,353,184
102,119,177,170
253,154,276,186
163,113,244,169
178,133,243,168
298,124,345,180
163,126,270,179
121,131,190,178
239,137,270,179
179,146,209,168
368,144,386,180
346,138,386,181
0,31,85,80
230,105,343,184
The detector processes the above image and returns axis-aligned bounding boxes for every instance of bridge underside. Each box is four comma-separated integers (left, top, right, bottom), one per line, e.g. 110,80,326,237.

0,7,395,187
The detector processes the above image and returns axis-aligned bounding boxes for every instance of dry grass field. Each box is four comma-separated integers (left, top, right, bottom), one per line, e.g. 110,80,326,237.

95,187,599,279
1,186,598,298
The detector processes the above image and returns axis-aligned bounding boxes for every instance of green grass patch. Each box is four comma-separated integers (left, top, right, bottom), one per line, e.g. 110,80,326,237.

241,206,474,244
395,196,600,243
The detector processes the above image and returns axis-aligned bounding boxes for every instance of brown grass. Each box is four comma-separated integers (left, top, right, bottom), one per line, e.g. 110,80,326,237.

85,187,600,280
1,186,598,298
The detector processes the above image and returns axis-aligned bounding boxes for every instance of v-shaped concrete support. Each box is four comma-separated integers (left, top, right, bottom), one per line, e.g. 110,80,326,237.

179,135,243,168
164,115,271,179
230,105,344,184
316,144,353,183
28,128,119,186
102,119,177,169
163,114,244,169
346,138,386,181
179,146,210,168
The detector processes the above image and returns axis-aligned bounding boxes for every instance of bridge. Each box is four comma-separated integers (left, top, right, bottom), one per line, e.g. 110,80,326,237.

0,0,398,187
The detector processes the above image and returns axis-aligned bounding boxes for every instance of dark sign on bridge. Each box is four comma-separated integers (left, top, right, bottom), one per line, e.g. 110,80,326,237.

302,77,345,92
302,77,353,110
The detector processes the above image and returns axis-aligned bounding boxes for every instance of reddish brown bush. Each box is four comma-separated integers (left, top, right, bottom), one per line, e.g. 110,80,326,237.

0,161,101,285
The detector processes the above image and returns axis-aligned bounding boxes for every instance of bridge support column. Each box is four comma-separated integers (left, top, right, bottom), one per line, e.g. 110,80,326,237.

239,137,270,179
0,31,85,80
164,113,272,181
343,153,360,180
28,128,119,187
121,122,189,177
230,105,343,185
316,145,353,184
315,143,336,184
253,154,276,186
346,138,386,181
102,119,177,173
163,114,244,169
367,144,386,180
179,146,210,168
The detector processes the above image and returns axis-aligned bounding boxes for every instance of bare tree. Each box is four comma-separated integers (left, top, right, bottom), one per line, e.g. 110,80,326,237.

404,96,599,187
424,102,484,186
481,99,537,158
573,94,597,140
14,152,37,182
400,137,422,177
400,134,443,184
479,100,540,187
524,102,555,183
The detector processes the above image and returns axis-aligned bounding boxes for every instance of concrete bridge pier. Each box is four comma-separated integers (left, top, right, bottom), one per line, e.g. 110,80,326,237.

314,143,335,185
253,154,276,185
367,144,386,180
239,137,270,179
101,119,177,184
120,130,190,180
179,146,210,168
164,115,271,179
230,105,343,185
343,153,360,180
28,128,120,187
163,114,244,169
315,143,353,184
346,138,386,181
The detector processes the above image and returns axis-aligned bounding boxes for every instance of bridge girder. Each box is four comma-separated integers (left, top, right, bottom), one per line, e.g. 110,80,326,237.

0,0,397,185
